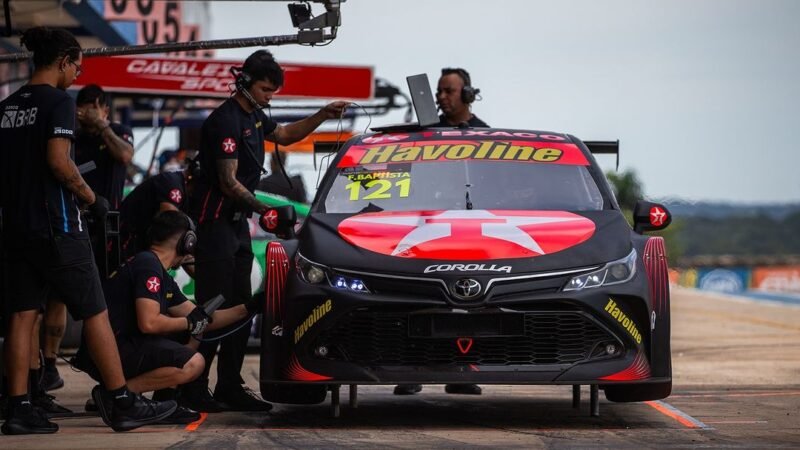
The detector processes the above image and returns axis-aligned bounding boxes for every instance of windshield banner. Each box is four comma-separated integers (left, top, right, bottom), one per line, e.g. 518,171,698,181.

337,140,589,168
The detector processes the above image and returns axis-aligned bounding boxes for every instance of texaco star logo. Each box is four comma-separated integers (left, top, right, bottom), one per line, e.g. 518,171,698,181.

222,137,237,154
262,209,278,230
338,210,596,260
169,189,182,203
649,206,667,226
361,134,408,144
146,276,161,293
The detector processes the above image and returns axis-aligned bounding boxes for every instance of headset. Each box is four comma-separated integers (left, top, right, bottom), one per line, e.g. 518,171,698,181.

177,214,197,256
443,67,481,104
231,66,267,110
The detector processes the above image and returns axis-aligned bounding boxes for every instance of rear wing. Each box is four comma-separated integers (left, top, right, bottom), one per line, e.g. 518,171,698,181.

584,140,619,170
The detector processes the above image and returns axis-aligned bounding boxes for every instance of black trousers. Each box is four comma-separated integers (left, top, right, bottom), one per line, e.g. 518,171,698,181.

194,218,253,389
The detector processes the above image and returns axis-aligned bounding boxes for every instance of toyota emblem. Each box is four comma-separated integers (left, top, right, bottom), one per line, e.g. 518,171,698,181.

451,278,482,300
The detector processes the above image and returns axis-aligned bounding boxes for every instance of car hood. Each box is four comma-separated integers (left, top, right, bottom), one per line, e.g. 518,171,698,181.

298,209,632,275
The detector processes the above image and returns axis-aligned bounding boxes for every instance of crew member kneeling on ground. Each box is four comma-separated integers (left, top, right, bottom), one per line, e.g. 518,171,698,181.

75,211,262,422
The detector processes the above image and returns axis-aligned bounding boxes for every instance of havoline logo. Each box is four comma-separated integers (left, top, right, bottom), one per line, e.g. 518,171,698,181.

604,299,642,344
294,299,332,344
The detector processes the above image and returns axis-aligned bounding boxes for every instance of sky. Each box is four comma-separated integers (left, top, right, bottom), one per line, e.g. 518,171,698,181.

204,0,800,204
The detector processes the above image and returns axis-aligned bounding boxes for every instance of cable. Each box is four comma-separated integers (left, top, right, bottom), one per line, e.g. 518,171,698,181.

315,101,372,189
190,312,259,343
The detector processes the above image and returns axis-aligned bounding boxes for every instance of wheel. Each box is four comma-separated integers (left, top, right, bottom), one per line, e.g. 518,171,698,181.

262,383,328,405
603,380,672,402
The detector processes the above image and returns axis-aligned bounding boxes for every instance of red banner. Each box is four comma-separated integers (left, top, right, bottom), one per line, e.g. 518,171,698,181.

73,56,374,100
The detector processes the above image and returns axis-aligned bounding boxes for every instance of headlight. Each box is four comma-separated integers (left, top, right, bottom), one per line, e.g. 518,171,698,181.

295,253,371,293
295,252,329,284
564,248,637,292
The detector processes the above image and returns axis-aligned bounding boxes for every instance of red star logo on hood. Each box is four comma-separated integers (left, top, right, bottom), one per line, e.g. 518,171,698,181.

338,210,596,260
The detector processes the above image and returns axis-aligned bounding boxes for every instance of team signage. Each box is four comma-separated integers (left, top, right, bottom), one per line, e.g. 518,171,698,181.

73,56,374,100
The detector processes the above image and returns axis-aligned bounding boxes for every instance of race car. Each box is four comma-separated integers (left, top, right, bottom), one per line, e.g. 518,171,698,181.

259,127,673,406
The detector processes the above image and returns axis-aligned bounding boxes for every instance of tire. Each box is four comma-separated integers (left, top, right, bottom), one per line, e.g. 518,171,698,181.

262,383,328,405
603,380,672,402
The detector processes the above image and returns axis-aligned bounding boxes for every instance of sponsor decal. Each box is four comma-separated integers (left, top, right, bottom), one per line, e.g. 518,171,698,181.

222,137,237,154
262,209,278,230
271,325,283,336
698,268,745,293
604,299,642,344
361,134,408,144
53,127,73,136
338,209,595,260
294,299,332,344
338,140,588,168
438,130,567,141
752,266,800,295
169,189,182,203
456,337,474,354
649,206,667,226
425,263,512,274
146,276,161,293
1,107,37,129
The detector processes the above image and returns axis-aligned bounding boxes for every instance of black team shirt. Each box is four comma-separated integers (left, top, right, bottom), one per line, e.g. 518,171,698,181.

0,84,85,241
436,114,489,128
104,251,187,337
75,122,133,210
119,171,186,237
188,98,277,224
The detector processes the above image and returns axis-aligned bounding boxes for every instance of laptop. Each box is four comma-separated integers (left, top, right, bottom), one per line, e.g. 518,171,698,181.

406,74,440,127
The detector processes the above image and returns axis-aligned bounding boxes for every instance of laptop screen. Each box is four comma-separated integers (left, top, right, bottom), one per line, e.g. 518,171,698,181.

406,74,440,127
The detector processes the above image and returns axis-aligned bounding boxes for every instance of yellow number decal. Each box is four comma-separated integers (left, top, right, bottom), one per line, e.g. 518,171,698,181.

344,178,412,201
363,180,393,200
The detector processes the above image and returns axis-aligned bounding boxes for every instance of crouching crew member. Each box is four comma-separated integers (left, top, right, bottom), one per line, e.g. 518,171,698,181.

76,211,262,422
119,161,197,260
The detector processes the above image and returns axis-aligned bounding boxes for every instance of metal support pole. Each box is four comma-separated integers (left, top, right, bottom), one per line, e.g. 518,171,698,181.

0,32,336,63
590,384,599,417
330,385,340,418
572,385,581,409
349,384,358,409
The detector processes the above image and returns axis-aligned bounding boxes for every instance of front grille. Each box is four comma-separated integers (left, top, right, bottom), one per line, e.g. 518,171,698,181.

315,309,619,366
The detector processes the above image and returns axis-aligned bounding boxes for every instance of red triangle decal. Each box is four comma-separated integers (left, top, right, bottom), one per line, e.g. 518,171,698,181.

456,337,473,354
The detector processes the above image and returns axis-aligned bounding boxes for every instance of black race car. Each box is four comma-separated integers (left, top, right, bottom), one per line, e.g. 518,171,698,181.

259,127,673,407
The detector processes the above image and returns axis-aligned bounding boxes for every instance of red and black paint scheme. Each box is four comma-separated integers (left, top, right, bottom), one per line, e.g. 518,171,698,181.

259,128,673,405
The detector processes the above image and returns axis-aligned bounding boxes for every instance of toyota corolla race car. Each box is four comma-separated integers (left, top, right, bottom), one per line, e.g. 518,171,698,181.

259,127,673,407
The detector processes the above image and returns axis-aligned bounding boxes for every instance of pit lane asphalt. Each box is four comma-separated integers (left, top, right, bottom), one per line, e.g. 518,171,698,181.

3,287,799,449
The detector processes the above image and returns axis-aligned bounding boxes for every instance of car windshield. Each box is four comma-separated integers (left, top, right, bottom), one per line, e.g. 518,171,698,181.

321,140,604,213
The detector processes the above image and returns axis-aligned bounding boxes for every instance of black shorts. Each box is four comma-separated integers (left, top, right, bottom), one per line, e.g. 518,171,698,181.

3,234,106,320
195,218,253,307
76,334,196,381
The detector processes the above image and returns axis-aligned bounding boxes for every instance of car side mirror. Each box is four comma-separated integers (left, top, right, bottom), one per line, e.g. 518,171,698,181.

632,201,671,234
259,205,298,239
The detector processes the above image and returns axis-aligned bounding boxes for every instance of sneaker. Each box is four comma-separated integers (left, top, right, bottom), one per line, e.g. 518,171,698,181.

179,383,223,413
213,384,272,412
156,406,201,425
444,384,482,395
31,392,73,417
91,385,177,432
0,402,58,435
41,364,64,392
393,384,423,395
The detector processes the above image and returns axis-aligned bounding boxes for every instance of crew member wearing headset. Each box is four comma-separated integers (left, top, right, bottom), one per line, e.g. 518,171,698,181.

75,211,261,424
185,49,347,412
394,67,488,397
434,67,488,128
